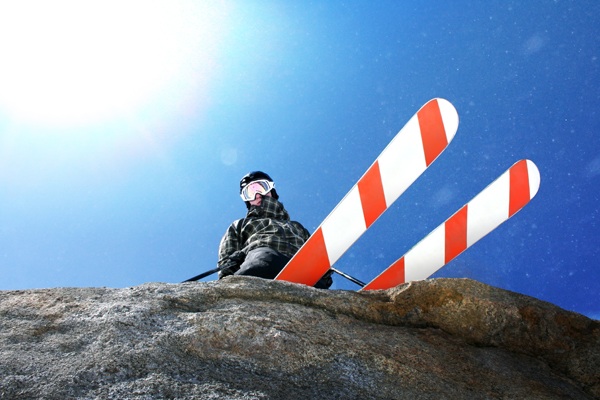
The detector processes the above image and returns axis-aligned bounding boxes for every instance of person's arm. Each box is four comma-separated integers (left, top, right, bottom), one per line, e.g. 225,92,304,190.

217,219,246,278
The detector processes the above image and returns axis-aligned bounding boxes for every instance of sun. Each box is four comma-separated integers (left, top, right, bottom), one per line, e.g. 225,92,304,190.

0,1,229,128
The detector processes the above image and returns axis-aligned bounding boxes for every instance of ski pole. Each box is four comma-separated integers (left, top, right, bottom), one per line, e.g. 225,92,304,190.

183,266,366,287
182,266,221,283
330,267,365,287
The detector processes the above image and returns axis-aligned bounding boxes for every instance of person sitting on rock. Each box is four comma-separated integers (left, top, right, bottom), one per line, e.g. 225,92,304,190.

217,171,332,289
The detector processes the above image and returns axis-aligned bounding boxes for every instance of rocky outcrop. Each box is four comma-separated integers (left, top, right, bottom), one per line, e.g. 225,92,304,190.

0,277,598,399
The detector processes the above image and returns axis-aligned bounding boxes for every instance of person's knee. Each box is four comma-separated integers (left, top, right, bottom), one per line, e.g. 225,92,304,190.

235,247,289,279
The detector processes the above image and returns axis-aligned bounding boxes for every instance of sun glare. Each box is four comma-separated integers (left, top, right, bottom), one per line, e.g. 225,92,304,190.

0,1,228,128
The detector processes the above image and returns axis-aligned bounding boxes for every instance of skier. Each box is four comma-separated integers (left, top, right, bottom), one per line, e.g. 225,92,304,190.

217,171,333,289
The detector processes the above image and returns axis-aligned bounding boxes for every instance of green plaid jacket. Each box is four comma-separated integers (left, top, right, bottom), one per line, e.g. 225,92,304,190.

217,196,310,269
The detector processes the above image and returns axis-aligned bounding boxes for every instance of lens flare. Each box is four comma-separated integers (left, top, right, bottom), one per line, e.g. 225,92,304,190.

0,0,229,128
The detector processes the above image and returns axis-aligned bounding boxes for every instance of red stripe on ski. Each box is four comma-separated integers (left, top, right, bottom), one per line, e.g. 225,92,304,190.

418,99,448,166
358,161,387,228
276,227,330,285
445,205,468,263
509,160,530,217
362,256,405,291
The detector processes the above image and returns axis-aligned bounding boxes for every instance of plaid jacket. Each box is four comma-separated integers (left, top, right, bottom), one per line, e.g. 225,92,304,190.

217,196,310,270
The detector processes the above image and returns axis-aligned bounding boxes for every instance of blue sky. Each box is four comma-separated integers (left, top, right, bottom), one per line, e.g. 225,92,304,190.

0,1,598,320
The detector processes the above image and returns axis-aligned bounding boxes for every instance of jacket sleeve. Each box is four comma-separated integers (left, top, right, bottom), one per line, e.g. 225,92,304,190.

217,219,244,268
296,222,311,243
219,218,253,280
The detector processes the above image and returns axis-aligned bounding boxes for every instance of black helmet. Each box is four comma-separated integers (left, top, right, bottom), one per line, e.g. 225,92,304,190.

239,171,279,208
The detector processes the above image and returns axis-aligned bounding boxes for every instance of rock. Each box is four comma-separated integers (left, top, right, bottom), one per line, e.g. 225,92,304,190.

0,277,598,399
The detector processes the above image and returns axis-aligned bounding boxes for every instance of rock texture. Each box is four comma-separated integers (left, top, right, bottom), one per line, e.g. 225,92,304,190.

0,277,598,399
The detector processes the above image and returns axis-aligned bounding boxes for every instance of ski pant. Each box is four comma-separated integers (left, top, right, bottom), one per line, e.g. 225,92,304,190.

235,247,332,289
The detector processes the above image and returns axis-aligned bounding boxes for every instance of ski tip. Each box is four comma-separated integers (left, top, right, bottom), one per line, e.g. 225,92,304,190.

432,98,459,141
525,159,541,198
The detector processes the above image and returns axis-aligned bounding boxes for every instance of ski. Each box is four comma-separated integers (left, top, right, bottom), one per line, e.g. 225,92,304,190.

361,159,541,291
275,98,459,286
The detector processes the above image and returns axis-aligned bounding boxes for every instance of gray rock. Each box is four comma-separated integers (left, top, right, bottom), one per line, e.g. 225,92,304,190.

0,277,598,399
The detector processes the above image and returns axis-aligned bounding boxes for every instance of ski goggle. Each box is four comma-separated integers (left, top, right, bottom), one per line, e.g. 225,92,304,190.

240,179,275,201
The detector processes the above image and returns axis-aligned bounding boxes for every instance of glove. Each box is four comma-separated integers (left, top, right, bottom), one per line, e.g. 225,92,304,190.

218,250,246,278
314,269,334,289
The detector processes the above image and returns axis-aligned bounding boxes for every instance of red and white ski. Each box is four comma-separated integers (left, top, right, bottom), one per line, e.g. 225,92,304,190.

361,159,541,291
275,98,459,286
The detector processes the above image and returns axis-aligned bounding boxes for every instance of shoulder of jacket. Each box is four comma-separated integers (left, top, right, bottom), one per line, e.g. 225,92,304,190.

232,218,246,229
233,217,244,226
290,220,309,232
234,217,257,231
